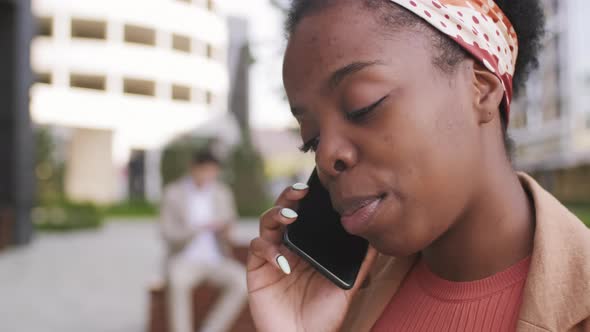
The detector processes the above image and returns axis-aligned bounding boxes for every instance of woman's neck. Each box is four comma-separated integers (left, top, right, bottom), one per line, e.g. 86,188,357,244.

421,166,535,282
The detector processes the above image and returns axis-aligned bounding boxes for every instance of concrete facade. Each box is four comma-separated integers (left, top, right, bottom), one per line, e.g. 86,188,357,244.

510,0,590,202
65,129,118,204
30,0,231,203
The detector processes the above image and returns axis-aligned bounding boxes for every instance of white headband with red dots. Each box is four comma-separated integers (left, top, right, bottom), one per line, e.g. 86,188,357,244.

391,0,518,119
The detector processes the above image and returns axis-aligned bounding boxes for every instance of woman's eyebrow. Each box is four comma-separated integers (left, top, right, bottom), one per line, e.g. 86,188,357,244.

289,60,385,117
328,60,384,89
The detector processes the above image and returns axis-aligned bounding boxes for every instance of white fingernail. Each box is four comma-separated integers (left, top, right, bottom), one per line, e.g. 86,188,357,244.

280,208,298,219
291,183,309,191
276,255,291,275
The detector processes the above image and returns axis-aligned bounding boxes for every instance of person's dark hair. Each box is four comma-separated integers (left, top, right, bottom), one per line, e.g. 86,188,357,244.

191,149,220,166
285,0,545,158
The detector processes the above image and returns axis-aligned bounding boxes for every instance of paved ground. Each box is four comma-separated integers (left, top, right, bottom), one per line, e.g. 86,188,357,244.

0,220,164,332
0,219,258,332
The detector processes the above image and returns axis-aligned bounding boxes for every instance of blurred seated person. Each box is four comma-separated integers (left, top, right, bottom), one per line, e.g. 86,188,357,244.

159,150,246,332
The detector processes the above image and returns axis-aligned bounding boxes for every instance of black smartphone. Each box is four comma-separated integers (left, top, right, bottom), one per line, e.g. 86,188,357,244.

283,168,369,290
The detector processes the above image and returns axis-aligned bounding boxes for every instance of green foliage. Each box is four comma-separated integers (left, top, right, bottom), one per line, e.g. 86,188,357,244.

34,127,65,204
33,201,103,232
568,204,590,227
227,142,272,218
103,200,158,218
34,127,104,232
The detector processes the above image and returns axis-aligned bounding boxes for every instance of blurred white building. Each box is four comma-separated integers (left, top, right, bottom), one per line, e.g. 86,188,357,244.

510,0,590,202
30,0,235,204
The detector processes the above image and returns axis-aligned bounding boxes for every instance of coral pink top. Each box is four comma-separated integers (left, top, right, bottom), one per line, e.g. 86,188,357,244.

371,256,531,331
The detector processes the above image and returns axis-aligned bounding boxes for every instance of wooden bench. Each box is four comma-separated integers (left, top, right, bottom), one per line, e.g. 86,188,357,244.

0,208,14,251
147,246,256,332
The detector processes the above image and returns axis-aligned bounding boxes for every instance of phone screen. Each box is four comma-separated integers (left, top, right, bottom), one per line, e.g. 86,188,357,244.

283,169,369,289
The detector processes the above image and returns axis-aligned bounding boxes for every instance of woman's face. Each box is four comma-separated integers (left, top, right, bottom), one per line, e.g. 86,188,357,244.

283,3,487,256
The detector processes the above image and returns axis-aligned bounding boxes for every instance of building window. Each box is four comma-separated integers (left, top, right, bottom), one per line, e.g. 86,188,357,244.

70,73,106,90
124,78,155,96
35,72,52,84
71,19,107,40
37,17,53,37
124,25,156,46
207,44,215,59
172,85,191,101
172,34,191,53
206,91,213,105
205,44,225,62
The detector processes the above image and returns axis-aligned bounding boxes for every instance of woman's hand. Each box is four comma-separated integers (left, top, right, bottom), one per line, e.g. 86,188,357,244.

247,184,377,332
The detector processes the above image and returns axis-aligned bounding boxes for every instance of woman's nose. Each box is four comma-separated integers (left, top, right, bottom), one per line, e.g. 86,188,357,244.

315,131,358,178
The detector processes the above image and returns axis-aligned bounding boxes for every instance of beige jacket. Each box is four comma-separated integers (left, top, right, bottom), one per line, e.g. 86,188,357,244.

342,173,590,331
159,177,238,257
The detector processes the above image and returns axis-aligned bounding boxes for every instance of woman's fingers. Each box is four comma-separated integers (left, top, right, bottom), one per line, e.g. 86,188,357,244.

274,183,309,209
248,237,291,275
259,206,298,244
248,183,309,289
258,183,309,244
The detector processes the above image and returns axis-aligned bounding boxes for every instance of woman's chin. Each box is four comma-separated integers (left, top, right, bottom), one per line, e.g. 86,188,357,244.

365,225,429,258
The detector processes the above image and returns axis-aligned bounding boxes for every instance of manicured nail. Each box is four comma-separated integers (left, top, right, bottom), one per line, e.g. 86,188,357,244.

280,208,298,219
276,255,291,275
291,183,309,191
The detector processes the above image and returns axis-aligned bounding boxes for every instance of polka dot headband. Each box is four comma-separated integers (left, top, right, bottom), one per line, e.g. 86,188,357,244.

391,0,518,119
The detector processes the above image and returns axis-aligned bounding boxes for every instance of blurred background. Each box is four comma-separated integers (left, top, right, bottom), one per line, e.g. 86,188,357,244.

0,0,588,331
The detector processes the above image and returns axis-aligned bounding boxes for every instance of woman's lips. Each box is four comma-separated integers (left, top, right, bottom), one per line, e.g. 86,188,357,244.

340,196,383,234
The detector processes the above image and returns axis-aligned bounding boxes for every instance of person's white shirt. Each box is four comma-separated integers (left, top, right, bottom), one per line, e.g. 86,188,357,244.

181,179,223,263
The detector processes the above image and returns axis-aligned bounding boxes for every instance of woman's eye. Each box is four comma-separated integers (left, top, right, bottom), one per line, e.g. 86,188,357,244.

346,95,388,122
299,136,320,153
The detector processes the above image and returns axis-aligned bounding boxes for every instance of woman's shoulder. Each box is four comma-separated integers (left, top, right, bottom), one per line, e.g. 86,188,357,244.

517,172,590,331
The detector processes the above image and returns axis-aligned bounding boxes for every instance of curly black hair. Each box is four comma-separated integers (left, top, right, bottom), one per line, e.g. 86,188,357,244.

285,0,546,155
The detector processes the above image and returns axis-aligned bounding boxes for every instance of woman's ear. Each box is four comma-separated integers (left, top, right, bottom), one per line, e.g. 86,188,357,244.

471,61,505,125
